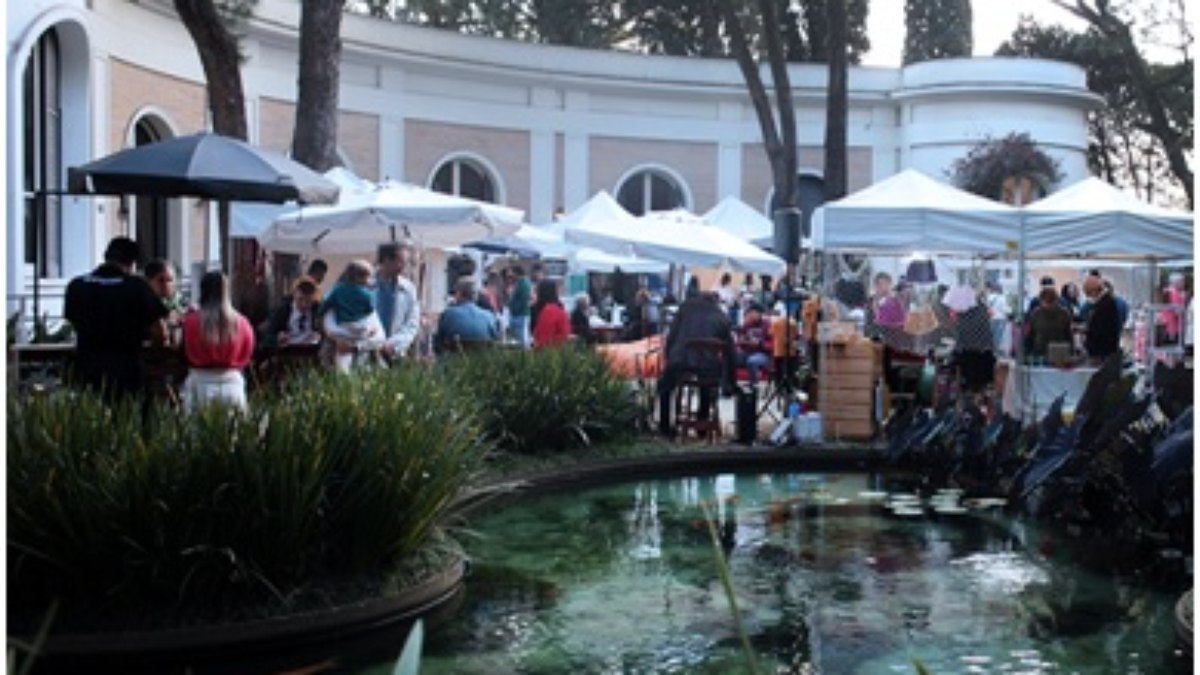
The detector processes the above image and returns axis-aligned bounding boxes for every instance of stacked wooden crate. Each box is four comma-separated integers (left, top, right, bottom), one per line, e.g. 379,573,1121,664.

818,337,881,441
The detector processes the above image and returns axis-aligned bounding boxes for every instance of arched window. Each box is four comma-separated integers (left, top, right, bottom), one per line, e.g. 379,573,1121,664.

133,116,171,261
431,156,497,203
616,168,686,216
23,28,62,277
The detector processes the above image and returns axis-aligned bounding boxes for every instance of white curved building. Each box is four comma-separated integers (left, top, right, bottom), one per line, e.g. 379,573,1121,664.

6,0,1102,313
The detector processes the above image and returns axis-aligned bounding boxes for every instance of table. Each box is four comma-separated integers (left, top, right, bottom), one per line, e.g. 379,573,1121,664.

1001,361,1099,420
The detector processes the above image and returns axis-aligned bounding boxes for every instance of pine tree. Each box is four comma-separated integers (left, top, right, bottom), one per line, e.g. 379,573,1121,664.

903,0,972,65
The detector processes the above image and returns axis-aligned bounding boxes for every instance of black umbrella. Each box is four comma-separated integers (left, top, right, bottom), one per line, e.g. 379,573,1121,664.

67,132,339,205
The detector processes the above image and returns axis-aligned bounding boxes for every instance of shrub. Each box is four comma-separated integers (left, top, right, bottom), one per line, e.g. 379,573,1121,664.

7,367,489,633
441,346,640,456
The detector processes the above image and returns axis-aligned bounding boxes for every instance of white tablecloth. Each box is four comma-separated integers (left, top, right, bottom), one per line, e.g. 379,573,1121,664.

1001,363,1099,420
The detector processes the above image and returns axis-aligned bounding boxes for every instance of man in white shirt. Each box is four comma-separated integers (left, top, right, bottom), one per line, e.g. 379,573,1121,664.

325,242,421,365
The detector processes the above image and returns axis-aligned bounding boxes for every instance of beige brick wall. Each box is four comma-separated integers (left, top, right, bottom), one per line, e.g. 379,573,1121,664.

404,119,531,213
589,137,718,211
109,59,207,152
259,98,380,179
741,144,873,208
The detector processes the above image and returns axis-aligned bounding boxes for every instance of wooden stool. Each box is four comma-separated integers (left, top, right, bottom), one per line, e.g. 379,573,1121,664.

672,338,727,443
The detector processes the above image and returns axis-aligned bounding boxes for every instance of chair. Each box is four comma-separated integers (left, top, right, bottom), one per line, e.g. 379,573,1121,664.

449,335,495,354
673,337,727,443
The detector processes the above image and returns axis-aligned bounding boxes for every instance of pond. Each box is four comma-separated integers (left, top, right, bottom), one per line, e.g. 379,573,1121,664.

382,473,1185,674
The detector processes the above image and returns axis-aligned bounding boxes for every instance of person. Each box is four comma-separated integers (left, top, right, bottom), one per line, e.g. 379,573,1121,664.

508,265,532,346
325,243,421,366
715,272,736,313
1026,287,1073,359
1158,272,1187,343
570,293,595,345
144,258,186,345
531,279,571,348
1106,280,1129,328
263,275,322,348
435,278,499,353
986,280,1010,355
657,291,736,438
530,261,545,285
179,271,255,411
320,260,384,372
1059,282,1082,320
305,258,329,286
685,275,701,301
64,237,169,399
1026,276,1057,317
869,272,906,330
1082,274,1121,361
734,302,772,385
951,293,996,392
623,288,651,341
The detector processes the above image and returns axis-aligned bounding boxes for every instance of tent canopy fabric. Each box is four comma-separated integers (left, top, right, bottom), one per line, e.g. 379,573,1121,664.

231,167,370,238
564,208,785,275
257,179,524,254
470,191,668,274
1022,177,1193,259
702,196,774,246
68,132,340,205
811,169,1021,254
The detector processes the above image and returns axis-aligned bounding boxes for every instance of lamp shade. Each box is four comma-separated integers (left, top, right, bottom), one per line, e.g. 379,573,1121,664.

905,259,937,284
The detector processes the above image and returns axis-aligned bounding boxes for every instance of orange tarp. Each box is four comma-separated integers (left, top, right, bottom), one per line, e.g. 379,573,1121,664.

596,335,663,379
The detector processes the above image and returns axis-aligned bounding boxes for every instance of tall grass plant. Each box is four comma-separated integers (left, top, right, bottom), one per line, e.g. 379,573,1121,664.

441,346,639,456
8,367,489,633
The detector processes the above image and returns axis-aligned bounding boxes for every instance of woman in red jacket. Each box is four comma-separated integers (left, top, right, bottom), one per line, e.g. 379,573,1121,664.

181,271,256,411
531,278,571,348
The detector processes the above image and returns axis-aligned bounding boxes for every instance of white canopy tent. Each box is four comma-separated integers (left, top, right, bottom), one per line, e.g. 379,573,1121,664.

476,191,668,274
810,169,1022,254
1022,176,1193,260
703,196,775,247
565,208,786,275
257,179,524,255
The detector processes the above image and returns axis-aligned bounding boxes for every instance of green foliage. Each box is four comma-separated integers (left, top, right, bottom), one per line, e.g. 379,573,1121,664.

949,132,1064,201
7,368,489,633
903,0,972,65
441,346,639,456
995,13,1193,207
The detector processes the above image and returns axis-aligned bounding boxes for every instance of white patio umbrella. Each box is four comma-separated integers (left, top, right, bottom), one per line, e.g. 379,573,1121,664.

565,208,785,275
232,167,373,239
258,179,524,255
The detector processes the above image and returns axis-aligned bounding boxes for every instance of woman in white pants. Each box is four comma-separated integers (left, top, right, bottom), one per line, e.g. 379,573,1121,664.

180,271,256,411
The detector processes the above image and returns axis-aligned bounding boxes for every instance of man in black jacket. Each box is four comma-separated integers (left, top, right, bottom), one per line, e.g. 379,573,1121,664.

1082,275,1121,361
64,237,168,398
657,291,736,437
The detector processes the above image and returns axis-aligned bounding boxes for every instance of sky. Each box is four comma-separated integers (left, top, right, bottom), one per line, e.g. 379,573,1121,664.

861,0,1091,67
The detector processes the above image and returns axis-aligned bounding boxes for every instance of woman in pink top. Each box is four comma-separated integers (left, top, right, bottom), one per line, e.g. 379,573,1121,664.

181,271,255,411
1159,272,1188,342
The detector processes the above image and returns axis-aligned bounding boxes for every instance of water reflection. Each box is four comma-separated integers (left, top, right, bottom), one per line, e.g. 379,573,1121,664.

411,474,1184,674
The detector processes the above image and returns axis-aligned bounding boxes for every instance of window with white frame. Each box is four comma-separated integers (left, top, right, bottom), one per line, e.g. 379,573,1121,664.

616,168,685,216
23,28,62,278
431,156,497,203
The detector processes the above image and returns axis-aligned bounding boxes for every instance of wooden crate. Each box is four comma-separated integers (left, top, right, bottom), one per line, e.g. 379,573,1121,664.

818,339,880,441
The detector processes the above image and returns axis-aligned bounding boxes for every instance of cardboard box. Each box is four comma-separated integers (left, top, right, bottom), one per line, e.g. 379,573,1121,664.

822,417,875,440
820,386,874,408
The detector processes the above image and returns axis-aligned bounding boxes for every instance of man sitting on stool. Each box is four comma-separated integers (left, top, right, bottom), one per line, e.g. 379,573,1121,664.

657,291,736,438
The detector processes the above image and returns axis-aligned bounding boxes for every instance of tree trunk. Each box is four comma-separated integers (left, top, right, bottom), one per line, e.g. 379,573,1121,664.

823,0,849,201
291,0,345,172
758,0,797,209
173,0,261,318
721,1,788,195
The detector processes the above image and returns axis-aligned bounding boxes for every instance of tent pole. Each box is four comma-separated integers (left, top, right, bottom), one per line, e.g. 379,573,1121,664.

1015,189,1028,425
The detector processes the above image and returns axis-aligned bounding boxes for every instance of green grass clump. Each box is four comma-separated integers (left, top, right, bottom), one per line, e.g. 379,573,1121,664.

441,346,640,456
7,367,489,633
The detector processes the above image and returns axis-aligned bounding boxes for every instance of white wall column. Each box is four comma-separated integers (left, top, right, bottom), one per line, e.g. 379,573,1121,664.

562,90,590,211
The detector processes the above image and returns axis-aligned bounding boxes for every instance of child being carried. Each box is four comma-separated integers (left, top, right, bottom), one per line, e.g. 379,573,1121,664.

320,259,383,372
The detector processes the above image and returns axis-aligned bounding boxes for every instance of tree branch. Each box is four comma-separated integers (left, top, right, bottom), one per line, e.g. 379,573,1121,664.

758,0,797,208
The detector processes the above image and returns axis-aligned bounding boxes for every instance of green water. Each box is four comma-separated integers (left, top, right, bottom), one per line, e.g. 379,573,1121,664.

410,473,1185,674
